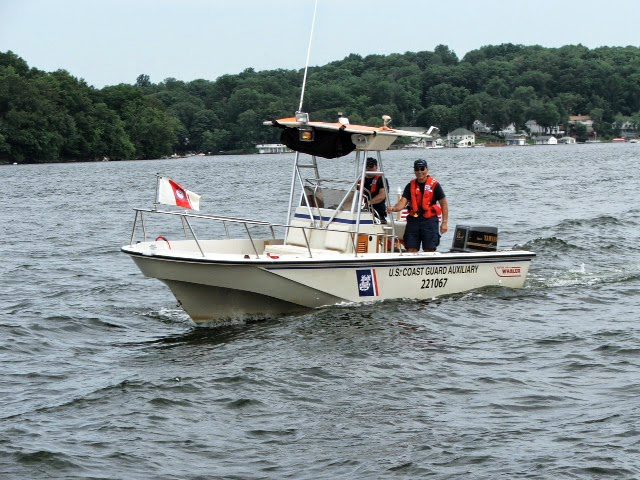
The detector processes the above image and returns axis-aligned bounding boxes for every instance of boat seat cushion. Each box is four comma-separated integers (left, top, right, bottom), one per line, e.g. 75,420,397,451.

324,223,354,252
285,226,314,248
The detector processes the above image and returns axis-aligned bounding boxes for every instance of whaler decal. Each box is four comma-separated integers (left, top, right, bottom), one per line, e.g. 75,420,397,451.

494,266,522,277
356,269,379,297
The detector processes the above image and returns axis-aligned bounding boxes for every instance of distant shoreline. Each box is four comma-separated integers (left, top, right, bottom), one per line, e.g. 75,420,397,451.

4,140,637,166
2,45,639,165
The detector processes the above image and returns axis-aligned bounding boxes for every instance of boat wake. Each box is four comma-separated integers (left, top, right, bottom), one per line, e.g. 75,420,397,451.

528,265,640,289
142,307,192,325
517,236,582,253
554,214,626,230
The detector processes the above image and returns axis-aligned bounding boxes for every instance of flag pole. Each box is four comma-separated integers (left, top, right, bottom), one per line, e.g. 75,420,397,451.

154,174,160,211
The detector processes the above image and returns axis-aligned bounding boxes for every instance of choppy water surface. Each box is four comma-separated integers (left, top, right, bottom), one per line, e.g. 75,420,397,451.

2,144,640,479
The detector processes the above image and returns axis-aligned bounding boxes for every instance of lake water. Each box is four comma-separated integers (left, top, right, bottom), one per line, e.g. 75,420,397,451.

2,143,640,478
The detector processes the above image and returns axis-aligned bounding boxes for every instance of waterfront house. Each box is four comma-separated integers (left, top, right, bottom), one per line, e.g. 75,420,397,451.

499,123,517,136
558,136,576,144
533,135,558,145
618,121,639,140
525,120,564,136
472,120,492,134
504,133,528,146
569,115,594,133
447,128,475,147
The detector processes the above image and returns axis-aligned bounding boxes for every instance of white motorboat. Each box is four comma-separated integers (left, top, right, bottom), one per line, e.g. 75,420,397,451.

255,143,293,154
122,115,535,325
121,1,534,325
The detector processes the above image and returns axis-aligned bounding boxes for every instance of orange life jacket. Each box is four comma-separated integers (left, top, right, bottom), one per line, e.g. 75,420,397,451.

369,175,382,195
409,177,442,218
360,175,383,195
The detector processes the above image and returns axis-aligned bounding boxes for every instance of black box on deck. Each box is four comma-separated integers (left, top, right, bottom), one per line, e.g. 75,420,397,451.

451,225,498,252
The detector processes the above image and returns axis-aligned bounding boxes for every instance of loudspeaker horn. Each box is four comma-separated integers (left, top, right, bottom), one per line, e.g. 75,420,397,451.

351,134,368,147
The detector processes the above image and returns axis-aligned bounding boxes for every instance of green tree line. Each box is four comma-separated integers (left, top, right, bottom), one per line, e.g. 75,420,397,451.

2,44,640,163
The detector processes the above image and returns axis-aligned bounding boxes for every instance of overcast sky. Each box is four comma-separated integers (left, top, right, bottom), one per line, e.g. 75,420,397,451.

1,0,638,88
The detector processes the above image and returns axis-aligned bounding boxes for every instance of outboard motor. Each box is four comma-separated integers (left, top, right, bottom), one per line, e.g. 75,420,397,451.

451,225,498,252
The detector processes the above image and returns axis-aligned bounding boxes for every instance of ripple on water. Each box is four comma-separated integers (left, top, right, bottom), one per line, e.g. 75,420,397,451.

14,450,80,471
2,147,640,478
520,236,583,253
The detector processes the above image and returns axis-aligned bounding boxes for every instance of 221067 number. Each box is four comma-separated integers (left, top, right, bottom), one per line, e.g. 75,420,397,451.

421,278,448,289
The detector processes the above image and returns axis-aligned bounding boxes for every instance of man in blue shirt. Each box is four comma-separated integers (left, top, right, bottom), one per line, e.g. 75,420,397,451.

388,159,448,252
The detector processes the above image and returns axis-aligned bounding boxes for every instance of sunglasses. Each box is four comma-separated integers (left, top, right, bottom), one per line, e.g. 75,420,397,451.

414,166,426,171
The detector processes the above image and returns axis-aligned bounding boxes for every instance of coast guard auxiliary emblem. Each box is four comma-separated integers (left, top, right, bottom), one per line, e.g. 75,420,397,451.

356,269,379,297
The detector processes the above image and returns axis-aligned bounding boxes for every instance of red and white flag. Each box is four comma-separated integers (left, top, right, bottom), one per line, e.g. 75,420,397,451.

157,177,201,210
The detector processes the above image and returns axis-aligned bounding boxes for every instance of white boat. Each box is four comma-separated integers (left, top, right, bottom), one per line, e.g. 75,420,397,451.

121,2,534,326
121,115,535,326
255,143,293,154
402,144,444,150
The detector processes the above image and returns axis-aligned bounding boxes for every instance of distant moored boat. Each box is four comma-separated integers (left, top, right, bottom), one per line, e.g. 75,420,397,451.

256,144,293,154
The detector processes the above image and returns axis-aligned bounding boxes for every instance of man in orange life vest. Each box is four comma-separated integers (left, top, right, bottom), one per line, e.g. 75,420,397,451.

387,159,449,252
362,157,389,223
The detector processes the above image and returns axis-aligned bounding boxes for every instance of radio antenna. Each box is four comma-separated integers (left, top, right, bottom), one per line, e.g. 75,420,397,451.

297,0,319,113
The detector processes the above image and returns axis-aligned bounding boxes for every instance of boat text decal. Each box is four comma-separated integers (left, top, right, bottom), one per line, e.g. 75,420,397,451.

356,269,379,297
494,266,522,277
388,265,478,277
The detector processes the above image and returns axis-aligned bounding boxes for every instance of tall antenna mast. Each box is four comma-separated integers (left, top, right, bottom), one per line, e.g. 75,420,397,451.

297,0,319,113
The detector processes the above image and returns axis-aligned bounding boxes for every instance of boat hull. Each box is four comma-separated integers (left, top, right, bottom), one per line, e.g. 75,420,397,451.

124,247,535,325
161,280,311,322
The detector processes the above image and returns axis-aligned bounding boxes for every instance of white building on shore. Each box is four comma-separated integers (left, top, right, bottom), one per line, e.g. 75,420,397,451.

447,128,475,147
256,144,293,154
533,135,558,145
526,120,564,136
569,115,594,133
398,126,443,148
504,133,528,146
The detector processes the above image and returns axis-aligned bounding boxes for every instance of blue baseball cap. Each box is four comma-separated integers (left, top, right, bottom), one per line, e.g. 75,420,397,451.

414,159,428,169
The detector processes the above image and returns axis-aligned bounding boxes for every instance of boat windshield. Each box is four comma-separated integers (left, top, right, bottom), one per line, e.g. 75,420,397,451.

302,185,354,211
